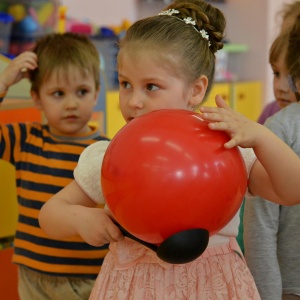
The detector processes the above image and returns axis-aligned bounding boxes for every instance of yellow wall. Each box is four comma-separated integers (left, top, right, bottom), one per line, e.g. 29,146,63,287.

0,160,17,238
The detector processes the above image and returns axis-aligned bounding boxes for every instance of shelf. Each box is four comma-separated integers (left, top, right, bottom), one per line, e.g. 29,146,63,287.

1,98,34,111
223,43,248,53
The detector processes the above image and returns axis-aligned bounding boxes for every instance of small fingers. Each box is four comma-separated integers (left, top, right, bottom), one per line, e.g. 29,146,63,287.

207,122,238,149
208,121,233,130
13,52,38,71
107,221,125,242
201,112,228,124
224,138,239,149
200,106,222,114
200,105,233,120
215,94,229,108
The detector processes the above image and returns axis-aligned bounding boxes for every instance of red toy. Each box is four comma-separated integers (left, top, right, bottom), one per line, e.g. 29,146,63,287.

101,109,247,257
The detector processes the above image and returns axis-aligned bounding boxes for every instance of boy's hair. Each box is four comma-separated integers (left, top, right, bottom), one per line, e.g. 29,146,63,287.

118,0,225,102
269,31,289,65
287,15,300,81
30,32,100,94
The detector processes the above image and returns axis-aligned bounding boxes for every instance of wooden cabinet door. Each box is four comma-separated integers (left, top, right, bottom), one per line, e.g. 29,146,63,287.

0,248,19,300
106,91,126,139
232,81,262,121
0,160,17,239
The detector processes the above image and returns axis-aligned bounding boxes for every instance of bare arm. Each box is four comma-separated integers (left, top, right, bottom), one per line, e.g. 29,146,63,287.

39,180,124,246
200,95,300,205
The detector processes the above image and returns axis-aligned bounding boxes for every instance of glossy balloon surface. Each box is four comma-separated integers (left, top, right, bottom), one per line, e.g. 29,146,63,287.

101,109,247,245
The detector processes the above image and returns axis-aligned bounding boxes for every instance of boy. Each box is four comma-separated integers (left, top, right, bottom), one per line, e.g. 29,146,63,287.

0,33,109,300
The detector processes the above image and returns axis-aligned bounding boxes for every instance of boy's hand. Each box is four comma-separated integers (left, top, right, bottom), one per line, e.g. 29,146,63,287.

0,51,38,93
200,94,264,149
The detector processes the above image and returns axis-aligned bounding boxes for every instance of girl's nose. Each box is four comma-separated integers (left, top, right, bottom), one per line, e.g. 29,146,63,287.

128,92,144,109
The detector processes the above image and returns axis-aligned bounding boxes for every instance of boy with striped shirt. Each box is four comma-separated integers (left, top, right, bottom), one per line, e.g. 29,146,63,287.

0,33,109,300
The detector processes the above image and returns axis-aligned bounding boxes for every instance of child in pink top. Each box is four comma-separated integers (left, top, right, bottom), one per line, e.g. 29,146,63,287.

39,1,300,299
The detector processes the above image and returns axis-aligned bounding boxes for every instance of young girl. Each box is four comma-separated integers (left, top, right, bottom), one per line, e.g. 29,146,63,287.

39,1,300,299
257,32,298,124
257,1,300,124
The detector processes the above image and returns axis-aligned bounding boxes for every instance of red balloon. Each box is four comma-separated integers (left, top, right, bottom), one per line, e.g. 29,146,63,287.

101,109,247,245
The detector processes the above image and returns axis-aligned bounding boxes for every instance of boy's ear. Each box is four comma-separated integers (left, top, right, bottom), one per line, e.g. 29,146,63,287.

189,75,208,108
93,86,100,106
31,90,42,110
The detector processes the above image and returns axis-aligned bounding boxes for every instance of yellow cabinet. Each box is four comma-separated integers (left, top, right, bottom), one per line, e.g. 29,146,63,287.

0,160,18,238
231,81,262,121
204,82,231,107
205,81,262,121
106,91,126,139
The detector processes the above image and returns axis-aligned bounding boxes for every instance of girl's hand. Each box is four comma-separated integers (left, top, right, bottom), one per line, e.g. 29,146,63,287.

75,207,124,247
200,94,263,149
0,51,38,93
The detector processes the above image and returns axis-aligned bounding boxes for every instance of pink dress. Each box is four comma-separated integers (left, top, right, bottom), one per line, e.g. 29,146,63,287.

74,142,261,300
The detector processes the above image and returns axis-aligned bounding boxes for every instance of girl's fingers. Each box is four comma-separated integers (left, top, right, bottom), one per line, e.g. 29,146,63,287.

224,138,239,149
208,121,234,131
215,94,229,108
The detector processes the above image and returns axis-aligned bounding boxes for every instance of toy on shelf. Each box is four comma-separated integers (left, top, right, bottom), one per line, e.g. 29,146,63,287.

89,19,132,90
215,43,248,82
57,5,67,33
0,0,59,56
0,12,14,55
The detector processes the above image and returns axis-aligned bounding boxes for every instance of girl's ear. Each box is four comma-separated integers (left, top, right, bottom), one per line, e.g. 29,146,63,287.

31,90,42,110
188,75,208,108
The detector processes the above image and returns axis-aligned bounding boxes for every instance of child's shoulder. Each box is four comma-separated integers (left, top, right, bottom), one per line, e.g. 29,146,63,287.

76,140,110,171
3,121,43,134
265,103,300,130
80,140,110,158
271,102,300,119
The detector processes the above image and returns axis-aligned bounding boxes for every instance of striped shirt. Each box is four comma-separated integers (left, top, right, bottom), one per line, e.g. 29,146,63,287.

0,122,110,278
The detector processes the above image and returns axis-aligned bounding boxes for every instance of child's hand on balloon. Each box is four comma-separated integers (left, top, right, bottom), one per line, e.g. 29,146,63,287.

200,94,265,149
76,207,124,247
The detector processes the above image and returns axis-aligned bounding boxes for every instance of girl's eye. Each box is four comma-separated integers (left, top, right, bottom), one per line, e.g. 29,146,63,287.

273,71,280,78
77,89,88,96
146,84,159,91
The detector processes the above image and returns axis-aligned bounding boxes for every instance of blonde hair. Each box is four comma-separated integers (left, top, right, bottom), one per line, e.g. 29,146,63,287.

118,0,225,101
